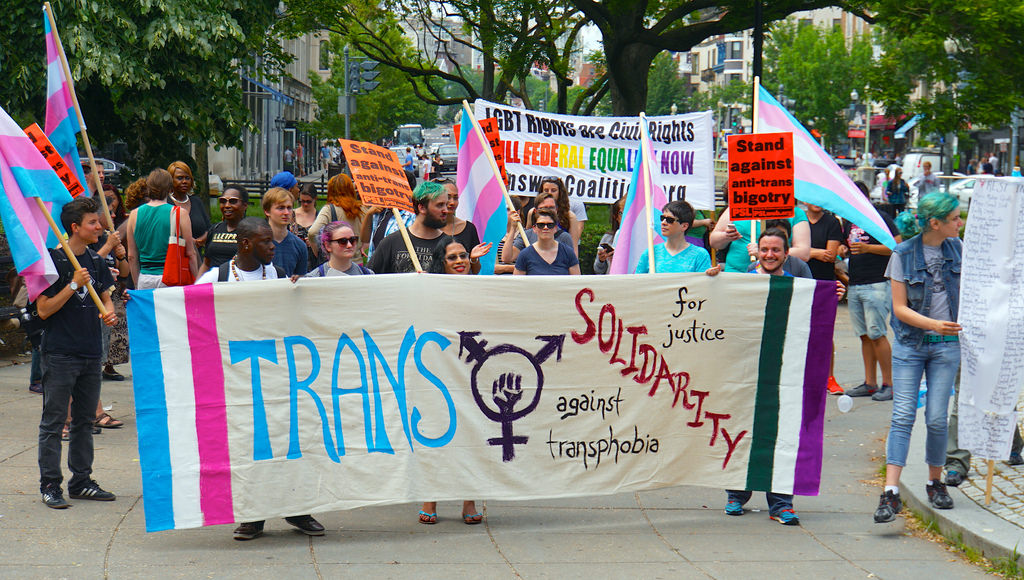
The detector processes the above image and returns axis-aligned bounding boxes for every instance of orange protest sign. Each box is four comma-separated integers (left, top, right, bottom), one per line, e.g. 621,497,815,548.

454,117,507,185
337,139,414,212
727,132,794,220
23,123,85,198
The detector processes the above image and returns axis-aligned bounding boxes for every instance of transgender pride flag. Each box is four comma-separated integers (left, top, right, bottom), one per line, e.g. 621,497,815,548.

609,120,667,274
44,12,87,195
0,105,73,300
757,85,896,248
455,109,506,275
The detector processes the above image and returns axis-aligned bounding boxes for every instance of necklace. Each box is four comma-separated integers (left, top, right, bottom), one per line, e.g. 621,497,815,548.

169,192,189,204
230,259,265,281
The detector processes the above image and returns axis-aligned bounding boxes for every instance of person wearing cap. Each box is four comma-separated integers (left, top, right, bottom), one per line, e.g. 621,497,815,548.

270,171,300,204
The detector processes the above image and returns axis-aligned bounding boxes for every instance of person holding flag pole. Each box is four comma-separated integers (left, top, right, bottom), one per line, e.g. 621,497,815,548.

43,1,115,232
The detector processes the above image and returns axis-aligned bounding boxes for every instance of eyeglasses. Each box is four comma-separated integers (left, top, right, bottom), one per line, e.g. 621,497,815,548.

535,221,557,230
330,236,359,246
445,252,469,261
300,198,314,204
660,215,679,224
219,198,245,205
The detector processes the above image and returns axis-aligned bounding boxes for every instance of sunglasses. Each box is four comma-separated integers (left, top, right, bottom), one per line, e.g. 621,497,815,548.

660,215,679,224
445,252,469,261
300,198,314,204
330,236,359,246
535,221,557,230
219,198,245,205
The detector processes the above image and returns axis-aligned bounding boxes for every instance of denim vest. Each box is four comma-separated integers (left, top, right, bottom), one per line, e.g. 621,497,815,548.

890,235,962,347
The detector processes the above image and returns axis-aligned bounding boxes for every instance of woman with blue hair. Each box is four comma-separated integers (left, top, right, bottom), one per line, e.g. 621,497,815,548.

874,193,963,524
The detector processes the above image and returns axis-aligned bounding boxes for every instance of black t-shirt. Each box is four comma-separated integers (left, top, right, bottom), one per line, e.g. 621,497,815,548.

367,230,440,273
842,212,900,286
205,221,238,268
453,220,481,254
41,247,116,358
807,211,843,281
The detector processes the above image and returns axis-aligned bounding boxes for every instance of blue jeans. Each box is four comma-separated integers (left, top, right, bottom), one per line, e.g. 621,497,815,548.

726,490,794,515
886,340,960,467
30,345,42,383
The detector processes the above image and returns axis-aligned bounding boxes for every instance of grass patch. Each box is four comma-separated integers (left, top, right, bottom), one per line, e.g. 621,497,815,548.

903,507,1024,578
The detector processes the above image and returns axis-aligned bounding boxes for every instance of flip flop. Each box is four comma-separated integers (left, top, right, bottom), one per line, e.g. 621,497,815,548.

418,511,437,524
463,512,483,525
95,413,124,428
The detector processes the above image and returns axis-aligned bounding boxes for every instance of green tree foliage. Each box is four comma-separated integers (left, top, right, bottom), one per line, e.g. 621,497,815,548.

305,37,437,142
867,0,1024,136
0,0,284,171
645,53,688,116
762,20,872,150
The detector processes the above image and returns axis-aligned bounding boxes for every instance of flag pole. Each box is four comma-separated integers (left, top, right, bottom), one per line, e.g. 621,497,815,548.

33,198,108,314
751,76,763,260
43,2,114,233
638,113,657,274
460,100,530,245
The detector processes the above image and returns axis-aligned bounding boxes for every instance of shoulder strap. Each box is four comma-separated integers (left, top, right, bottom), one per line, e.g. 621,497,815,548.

218,261,231,282
330,205,337,222
318,263,326,276
274,266,286,278
358,264,372,275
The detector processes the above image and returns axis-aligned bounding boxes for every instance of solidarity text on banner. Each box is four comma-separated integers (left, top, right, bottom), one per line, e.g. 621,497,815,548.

473,100,714,209
958,176,1024,459
126,273,835,532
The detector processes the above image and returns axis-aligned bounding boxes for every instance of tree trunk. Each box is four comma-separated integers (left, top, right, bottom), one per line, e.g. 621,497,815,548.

607,43,659,115
195,145,211,219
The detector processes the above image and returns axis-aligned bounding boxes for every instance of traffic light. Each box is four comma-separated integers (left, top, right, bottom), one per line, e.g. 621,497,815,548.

347,59,380,94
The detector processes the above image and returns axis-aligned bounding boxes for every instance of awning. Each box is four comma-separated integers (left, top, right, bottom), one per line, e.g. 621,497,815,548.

241,75,294,106
894,114,923,140
870,114,903,130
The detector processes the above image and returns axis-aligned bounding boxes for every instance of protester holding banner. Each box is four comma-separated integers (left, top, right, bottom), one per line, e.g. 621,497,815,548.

368,181,448,273
593,197,624,275
309,173,365,257
37,197,119,509
198,187,250,277
874,193,963,524
127,169,197,290
709,203,811,273
514,209,580,275
304,221,373,277
262,187,308,277
438,178,492,274
168,161,210,251
635,201,717,275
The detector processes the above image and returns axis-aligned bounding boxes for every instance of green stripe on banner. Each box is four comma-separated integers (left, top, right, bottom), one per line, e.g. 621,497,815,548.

746,275,793,490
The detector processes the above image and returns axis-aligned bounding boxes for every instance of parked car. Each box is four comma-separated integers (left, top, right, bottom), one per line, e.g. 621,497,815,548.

94,157,131,189
901,150,941,182
433,144,459,174
947,177,977,211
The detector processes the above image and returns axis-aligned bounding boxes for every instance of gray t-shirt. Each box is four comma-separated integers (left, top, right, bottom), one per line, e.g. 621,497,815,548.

885,244,950,334
304,262,372,277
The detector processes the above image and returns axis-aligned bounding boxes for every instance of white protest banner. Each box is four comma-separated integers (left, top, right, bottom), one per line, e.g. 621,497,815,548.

127,273,835,532
473,99,715,209
958,176,1024,459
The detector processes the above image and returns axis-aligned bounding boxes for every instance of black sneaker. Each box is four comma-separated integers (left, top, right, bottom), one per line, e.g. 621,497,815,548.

41,484,69,509
874,490,901,523
68,479,116,501
927,480,954,509
285,515,325,536
846,383,877,397
945,470,966,487
1008,452,1024,466
233,521,265,541
871,385,893,401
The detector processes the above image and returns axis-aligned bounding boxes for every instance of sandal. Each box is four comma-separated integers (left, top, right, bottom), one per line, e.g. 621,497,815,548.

463,512,483,525
95,413,124,429
418,510,437,524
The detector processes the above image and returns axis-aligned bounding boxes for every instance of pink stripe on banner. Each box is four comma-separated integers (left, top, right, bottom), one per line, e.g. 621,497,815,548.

0,136,54,171
184,284,234,525
44,94,71,133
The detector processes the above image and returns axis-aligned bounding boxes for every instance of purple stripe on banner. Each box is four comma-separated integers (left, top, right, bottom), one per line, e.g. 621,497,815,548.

792,280,836,495
184,284,234,525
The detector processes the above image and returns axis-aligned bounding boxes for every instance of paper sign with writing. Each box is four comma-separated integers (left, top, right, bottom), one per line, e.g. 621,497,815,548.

23,123,85,198
455,117,508,185
337,139,414,212
127,273,836,531
727,133,795,220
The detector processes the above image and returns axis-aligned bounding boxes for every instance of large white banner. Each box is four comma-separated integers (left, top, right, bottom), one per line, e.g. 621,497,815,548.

959,177,1024,458
127,273,836,531
474,99,715,209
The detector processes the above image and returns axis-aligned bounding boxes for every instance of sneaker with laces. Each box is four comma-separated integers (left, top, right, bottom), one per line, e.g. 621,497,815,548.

770,509,800,525
845,383,877,397
41,484,69,509
68,479,115,501
233,521,265,541
874,490,901,523
871,385,893,401
927,480,954,509
724,500,744,516
826,376,844,395
945,470,965,487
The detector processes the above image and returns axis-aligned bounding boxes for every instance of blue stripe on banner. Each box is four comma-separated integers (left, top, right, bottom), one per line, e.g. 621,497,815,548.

126,290,175,532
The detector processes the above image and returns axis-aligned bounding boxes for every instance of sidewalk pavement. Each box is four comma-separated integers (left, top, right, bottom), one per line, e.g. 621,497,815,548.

0,304,998,579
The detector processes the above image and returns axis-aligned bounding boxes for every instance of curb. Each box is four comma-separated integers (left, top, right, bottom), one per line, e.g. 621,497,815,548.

902,408,1024,562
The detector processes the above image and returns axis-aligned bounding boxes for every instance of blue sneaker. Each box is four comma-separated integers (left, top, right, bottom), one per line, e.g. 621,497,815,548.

770,509,800,525
724,499,744,516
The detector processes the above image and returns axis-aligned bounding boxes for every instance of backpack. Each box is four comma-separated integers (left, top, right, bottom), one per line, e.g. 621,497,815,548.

217,261,286,281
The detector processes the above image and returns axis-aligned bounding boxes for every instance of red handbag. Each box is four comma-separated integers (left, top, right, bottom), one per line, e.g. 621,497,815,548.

162,206,195,286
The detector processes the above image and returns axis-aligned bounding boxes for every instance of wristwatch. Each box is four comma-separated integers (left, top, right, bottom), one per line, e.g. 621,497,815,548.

69,280,79,291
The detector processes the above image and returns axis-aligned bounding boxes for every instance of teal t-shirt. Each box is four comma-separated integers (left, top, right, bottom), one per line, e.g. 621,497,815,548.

723,206,808,273
635,243,711,274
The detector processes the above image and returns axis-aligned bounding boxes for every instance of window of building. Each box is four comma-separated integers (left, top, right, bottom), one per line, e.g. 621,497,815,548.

729,41,742,59
319,42,331,71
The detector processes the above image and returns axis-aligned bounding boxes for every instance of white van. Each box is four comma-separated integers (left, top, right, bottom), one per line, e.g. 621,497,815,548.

901,151,941,182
